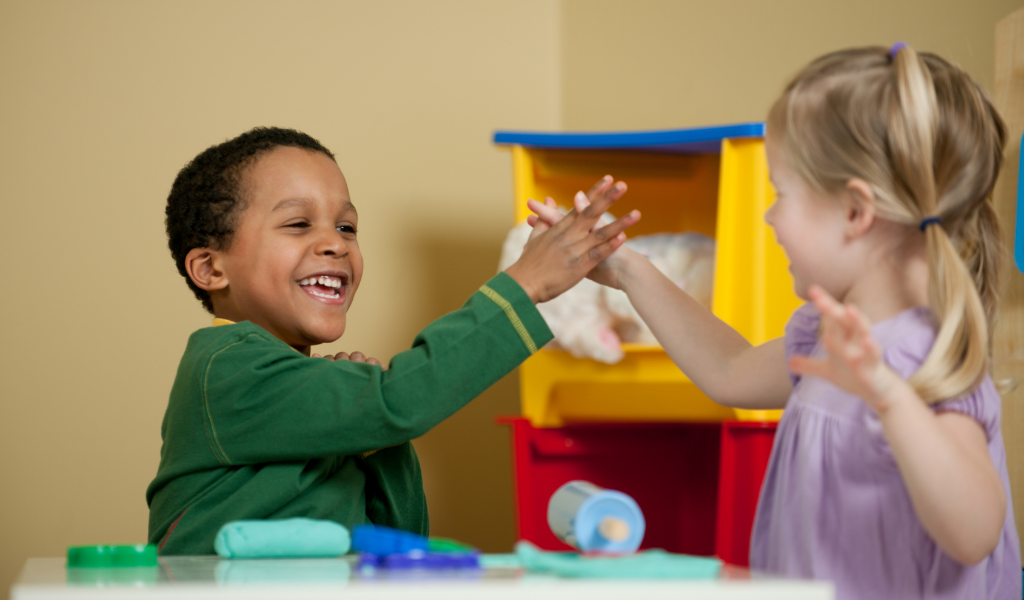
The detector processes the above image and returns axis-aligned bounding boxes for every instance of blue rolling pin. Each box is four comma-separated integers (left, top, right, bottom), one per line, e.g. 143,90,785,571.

547,480,646,554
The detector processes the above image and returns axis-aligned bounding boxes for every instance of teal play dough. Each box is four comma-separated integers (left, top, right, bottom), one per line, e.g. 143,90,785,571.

214,518,351,559
514,541,721,579
478,553,524,569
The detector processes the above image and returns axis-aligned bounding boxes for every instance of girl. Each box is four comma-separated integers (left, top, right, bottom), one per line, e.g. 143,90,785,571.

530,45,1021,599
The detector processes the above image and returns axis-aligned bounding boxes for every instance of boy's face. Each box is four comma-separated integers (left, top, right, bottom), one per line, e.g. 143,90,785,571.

213,146,363,353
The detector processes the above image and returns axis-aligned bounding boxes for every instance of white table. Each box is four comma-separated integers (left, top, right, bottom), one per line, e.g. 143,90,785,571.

11,556,834,599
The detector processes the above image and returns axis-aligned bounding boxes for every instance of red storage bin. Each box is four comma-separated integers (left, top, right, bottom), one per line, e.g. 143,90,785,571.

499,417,777,563
500,417,721,555
715,420,778,566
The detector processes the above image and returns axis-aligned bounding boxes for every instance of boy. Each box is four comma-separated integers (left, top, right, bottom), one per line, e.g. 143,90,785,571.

147,127,637,554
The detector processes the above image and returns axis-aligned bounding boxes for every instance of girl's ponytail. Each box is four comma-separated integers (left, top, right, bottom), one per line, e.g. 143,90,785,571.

911,210,991,400
889,44,993,402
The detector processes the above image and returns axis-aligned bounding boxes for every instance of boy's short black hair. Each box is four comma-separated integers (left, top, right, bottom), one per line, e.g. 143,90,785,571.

166,127,336,312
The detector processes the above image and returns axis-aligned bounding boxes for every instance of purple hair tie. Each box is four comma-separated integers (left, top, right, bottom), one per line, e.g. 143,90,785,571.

890,41,908,60
919,216,941,231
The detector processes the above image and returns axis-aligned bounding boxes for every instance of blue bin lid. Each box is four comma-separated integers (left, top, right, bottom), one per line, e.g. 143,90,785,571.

1015,131,1024,273
492,122,764,154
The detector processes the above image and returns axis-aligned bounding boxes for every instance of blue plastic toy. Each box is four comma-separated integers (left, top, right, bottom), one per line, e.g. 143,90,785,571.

351,524,429,556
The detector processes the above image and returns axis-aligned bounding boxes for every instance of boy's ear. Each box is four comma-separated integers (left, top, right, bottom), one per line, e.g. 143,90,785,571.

184,247,229,292
842,178,877,239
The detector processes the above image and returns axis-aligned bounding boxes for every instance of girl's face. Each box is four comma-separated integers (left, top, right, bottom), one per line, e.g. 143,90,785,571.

764,139,852,301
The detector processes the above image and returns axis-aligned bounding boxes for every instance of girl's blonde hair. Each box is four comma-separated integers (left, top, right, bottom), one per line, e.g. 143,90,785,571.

767,46,1007,403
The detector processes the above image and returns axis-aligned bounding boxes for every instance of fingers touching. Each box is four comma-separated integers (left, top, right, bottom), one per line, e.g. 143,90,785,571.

527,197,561,225
527,175,627,232
526,197,561,238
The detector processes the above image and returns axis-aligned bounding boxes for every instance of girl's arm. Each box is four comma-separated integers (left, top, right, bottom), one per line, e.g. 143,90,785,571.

791,286,1006,565
528,183,792,410
618,249,792,409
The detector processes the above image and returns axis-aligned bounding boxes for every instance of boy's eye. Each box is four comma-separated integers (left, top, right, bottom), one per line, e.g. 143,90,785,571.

286,221,311,228
337,225,357,235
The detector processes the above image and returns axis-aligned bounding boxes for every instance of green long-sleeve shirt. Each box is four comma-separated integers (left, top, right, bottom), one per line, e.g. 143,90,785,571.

147,272,552,554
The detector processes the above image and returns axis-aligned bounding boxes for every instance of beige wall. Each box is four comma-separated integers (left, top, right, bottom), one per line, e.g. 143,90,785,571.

561,0,1022,130
1,0,1021,593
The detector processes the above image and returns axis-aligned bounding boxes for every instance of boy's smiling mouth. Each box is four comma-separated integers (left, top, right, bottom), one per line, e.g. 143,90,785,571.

298,273,349,303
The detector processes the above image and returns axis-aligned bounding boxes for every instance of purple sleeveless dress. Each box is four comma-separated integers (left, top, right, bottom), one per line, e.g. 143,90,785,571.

750,304,1021,599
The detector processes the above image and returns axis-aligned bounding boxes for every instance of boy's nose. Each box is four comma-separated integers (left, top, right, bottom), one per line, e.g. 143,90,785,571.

316,231,348,257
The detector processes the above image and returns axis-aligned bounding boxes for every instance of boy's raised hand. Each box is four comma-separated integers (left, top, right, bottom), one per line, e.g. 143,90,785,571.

505,176,640,303
527,176,640,291
788,285,901,413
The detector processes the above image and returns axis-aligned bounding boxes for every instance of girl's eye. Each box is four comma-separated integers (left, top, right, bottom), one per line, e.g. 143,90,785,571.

337,225,357,235
287,221,310,229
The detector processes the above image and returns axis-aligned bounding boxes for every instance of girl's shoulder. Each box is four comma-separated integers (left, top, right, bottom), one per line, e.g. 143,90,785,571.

933,377,1002,440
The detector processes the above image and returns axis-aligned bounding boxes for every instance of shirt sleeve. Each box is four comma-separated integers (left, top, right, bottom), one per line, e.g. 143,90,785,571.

199,272,553,464
932,376,1001,442
784,303,820,387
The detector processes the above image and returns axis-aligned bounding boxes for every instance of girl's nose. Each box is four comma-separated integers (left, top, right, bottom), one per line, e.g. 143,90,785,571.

764,202,777,227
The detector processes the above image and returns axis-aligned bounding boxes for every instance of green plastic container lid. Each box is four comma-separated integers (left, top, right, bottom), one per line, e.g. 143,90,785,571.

428,537,477,553
67,544,157,568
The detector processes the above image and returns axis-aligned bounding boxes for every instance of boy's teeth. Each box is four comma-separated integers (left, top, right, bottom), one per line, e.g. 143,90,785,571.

299,276,343,288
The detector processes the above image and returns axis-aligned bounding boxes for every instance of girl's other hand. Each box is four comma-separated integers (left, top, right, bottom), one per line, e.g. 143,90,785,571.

788,285,901,412
312,351,387,370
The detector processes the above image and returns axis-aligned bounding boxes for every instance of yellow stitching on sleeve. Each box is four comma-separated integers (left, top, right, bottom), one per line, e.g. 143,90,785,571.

479,284,538,354
360,442,403,459
201,335,265,465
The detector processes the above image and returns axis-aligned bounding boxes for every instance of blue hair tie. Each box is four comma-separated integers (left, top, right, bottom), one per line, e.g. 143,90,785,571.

890,42,908,60
919,216,942,231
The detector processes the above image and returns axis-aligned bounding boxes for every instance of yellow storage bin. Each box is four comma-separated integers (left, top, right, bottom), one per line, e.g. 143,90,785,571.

493,124,803,427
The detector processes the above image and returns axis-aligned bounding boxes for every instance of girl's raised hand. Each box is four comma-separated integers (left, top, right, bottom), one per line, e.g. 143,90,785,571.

789,285,902,413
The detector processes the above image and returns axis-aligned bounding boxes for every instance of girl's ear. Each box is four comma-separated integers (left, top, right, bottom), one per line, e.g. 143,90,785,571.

843,178,877,239
184,247,229,292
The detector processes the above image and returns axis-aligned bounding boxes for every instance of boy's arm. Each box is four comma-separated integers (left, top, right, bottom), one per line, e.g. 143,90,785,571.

191,177,638,465
200,272,552,464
